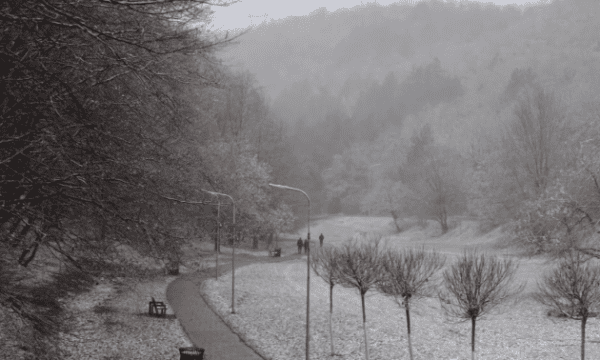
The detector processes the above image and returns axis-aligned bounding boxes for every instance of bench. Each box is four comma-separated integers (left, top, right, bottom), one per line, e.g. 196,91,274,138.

148,297,167,317
269,248,281,257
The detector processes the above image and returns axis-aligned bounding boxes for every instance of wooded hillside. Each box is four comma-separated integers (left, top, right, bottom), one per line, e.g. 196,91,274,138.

222,0,600,252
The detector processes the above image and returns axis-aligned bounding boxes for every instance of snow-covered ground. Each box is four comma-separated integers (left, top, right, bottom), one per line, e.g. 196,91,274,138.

59,277,193,360
203,215,598,360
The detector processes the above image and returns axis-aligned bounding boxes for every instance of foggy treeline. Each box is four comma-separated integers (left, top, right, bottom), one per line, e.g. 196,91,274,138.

225,0,600,252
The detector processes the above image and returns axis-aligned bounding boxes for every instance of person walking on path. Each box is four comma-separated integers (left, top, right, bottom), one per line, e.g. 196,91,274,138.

319,233,324,247
303,238,309,254
297,237,303,254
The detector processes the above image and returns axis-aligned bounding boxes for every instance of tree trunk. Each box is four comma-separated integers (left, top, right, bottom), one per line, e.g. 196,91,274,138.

405,301,414,360
7,219,24,247
98,216,107,242
471,316,476,360
390,211,402,233
14,221,32,248
18,241,39,267
252,235,259,249
361,292,369,360
440,207,448,234
215,201,220,279
329,283,335,355
581,316,587,360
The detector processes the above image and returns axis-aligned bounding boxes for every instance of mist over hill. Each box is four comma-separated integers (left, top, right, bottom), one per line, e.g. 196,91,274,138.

220,1,525,103
216,0,600,257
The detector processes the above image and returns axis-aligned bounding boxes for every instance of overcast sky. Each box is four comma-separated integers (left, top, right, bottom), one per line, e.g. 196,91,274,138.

209,0,540,31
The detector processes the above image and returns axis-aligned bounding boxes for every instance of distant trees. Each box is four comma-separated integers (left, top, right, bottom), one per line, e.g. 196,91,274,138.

469,83,578,253
439,251,524,360
277,58,464,217
399,58,464,114
504,88,567,198
196,67,298,248
535,251,600,360
361,179,408,232
522,106,600,257
505,88,584,254
402,124,467,234
323,143,374,215
501,68,538,105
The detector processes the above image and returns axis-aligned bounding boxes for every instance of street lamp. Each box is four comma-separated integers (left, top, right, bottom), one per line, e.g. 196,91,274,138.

268,183,311,360
201,189,237,314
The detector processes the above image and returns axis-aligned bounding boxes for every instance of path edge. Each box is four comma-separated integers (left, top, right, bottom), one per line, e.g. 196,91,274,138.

170,266,272,360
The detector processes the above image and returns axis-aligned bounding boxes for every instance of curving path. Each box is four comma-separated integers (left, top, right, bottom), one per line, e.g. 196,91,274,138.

167,253,300,360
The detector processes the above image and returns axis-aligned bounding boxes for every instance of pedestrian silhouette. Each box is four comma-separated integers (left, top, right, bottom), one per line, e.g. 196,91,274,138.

319,233,324,247
297,237,303,254
303,238,309,254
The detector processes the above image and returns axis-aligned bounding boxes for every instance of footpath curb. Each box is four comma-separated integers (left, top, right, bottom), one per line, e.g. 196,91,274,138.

189,264,271,360
168,255,294,360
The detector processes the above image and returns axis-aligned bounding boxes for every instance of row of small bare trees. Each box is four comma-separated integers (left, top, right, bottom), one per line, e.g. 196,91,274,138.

311,234,600,360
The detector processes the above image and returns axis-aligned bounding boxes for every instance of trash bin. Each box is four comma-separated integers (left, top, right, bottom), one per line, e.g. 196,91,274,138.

179,347,204,360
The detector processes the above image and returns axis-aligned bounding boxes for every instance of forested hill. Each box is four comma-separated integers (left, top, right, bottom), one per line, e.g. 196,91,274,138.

222,0,524,101
222,0,600,132
220,0,600,240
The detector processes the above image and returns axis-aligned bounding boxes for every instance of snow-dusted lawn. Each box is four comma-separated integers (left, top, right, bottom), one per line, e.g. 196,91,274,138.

204,260,600,360
59,276,193,360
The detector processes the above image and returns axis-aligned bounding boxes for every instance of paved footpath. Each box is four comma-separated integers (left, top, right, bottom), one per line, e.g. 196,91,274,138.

167,254,299,360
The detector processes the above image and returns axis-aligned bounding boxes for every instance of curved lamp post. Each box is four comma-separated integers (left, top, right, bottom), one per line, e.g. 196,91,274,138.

268,183,311,360
201,189,237,314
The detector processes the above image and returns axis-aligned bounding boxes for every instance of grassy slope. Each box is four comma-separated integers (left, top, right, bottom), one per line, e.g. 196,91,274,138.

59,276,192,360
1,240,216,360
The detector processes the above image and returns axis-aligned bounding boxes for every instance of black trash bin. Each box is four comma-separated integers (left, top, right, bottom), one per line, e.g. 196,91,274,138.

179,347,204,360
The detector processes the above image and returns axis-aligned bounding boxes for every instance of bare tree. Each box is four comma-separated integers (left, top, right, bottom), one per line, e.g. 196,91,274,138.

439,251,524,360
418,151,466,234
402,125,467,234
377,247,446,360
535,251,600,360
335,234,382,360
507,102,599,256
361,179,409,232
505,87,565,196
310,246,342,356
496,87,569,251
